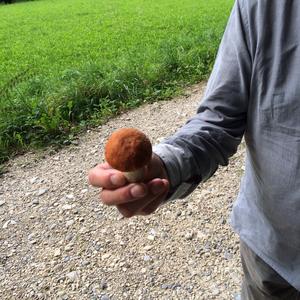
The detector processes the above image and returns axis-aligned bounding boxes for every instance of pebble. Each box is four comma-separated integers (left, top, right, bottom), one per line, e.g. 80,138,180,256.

211,288,220,296
66,271,80,282
101,253,111,260
185,232,194,240
49,223,56,230
28,233,36,240
32,199,39,205
36,189,48,197
2,220,16,229
65,244,74,251
0,200,6,206
30,177,38,184
143,245,153,251
224,251,233,260
143,255,151,261
54,249,61,257
62,204,74,211
100,281,108,290
65,233,74,241
147,235,155,241
100,295,110,300
66,220,74,227
82,260,90,266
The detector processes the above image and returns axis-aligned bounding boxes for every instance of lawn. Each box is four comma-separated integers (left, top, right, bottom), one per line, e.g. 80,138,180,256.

0,0,233,162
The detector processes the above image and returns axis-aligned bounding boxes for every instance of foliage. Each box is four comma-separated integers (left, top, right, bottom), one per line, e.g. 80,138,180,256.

0,0,233,162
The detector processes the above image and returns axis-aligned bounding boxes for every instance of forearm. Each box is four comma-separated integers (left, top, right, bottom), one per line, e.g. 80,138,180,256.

153,0,251,200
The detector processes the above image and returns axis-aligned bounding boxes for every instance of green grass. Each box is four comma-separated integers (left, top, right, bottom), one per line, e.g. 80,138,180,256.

0,0,233,162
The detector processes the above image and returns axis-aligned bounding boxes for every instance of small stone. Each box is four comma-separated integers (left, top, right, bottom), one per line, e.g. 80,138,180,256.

66,194,74,200
54,249,61,257
101,253,110,260
149,229,156,235
63,256,70,262
62,204,73,211
65,244,73,251
185,232,194,240
3,220,16,229
66,271,80,283
100,281,108,290
100,295,110,300
32,199,39,205
28,233,36,240
212,288,220,296
143,245,153,251
65,233,73,241
30,177,38,184
143,255,151,261
224,251,233,260
57,291,68,299
29,239,37,245
49,223,56,230
197,231,207,239
82,260,90,266
147,235,155,241
161,284,170,289
0,200,6,207
66,220,74,227
36,189,48,196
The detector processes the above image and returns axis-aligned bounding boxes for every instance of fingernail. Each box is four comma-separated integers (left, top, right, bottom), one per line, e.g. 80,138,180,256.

110,174,124,186
130,185,146,198
151,182,165,195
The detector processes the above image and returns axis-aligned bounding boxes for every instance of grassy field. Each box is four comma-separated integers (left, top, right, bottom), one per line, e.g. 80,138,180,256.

0,0,233,162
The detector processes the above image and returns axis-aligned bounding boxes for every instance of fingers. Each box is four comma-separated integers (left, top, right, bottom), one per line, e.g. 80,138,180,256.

140,187,169,215
115,179,169,218
88,163,127,189
100,183,148,205
88,161,170,218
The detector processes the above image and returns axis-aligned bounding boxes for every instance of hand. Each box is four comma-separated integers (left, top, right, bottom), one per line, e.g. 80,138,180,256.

88,154,170,218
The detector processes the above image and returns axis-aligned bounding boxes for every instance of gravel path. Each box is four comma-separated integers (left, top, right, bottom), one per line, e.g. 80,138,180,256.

0,82,245,300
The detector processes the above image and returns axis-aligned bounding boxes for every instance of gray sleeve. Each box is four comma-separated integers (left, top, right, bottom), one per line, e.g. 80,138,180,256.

153,0,252,200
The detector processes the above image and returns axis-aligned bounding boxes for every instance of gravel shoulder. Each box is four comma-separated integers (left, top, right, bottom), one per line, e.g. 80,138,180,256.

0,82,245,300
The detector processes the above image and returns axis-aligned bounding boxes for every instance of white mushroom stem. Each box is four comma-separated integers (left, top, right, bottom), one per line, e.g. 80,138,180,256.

123,167,146,183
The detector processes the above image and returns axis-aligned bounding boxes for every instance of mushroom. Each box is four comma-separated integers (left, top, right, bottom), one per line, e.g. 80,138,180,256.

105,128,152,182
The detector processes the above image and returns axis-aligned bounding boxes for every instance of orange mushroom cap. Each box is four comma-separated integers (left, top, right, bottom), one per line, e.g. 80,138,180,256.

105,128,152,172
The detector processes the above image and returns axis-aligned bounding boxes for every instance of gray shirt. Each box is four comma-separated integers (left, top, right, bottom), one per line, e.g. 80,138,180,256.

154,0,300,291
